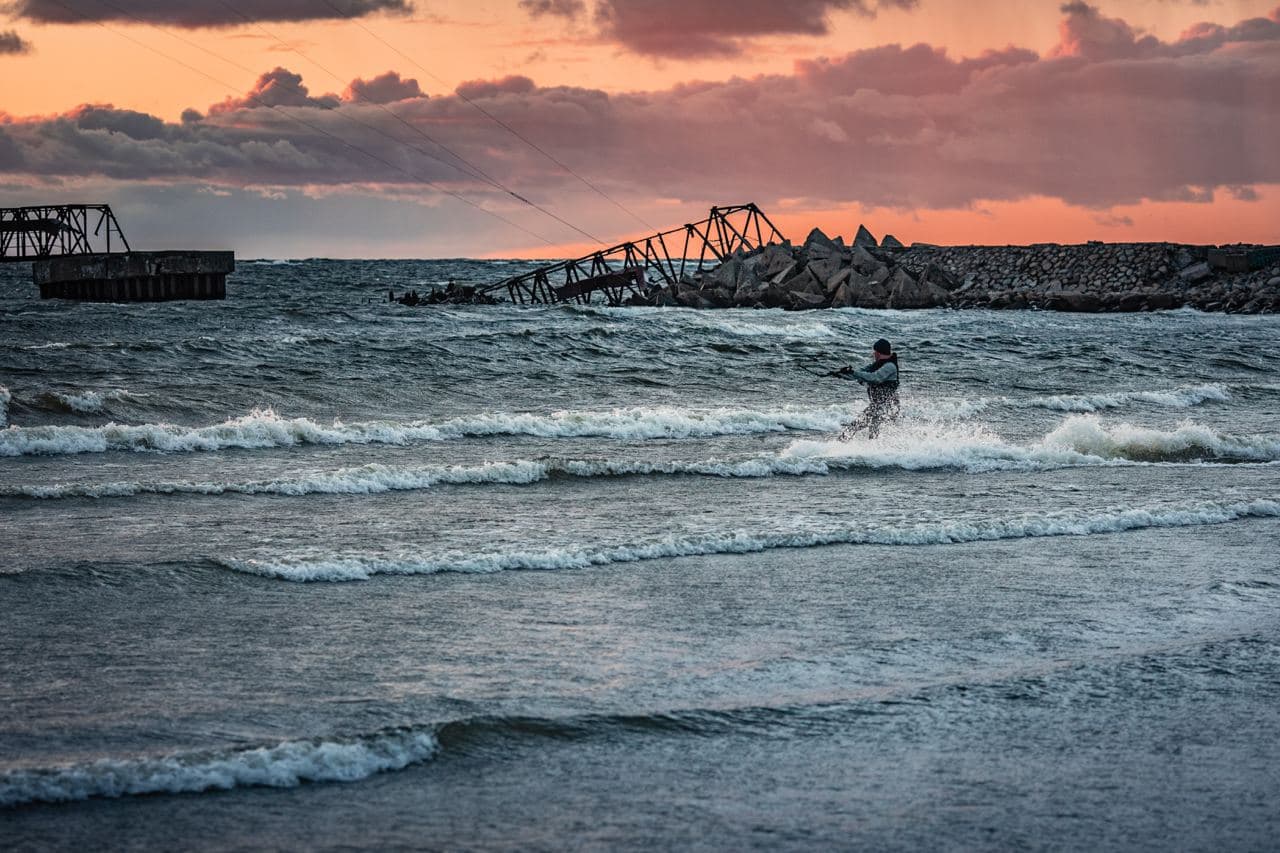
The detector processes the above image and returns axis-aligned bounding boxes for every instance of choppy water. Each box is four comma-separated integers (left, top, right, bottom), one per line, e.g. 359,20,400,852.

2,259,1279,850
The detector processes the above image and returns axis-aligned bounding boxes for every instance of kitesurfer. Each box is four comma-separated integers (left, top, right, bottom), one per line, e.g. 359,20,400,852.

829,338,900,439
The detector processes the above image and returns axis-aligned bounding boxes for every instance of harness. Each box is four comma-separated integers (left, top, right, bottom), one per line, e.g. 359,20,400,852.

865,354,900,407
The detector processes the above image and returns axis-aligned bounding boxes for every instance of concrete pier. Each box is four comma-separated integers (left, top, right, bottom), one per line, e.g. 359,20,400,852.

33,251,235,302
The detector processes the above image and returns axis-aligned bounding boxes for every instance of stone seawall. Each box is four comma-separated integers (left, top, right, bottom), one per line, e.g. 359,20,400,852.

895,242,1280,312
643,226,1280,313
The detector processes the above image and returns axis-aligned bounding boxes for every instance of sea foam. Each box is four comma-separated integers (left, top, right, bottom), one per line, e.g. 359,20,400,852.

0,729,439,807
8,417,1276,500
786,414,1280,471
217,498,1280,582
1020,383,1230,413
0,405,851,457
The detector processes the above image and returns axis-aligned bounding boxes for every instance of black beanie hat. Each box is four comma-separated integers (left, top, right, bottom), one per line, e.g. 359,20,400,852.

873,338,892,355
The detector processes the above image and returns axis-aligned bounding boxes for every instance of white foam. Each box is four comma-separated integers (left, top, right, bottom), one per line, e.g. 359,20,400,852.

0,729,439,806
1021,384,1230,413
51,388,138,414
784,414,1280,471
10,416,1277,498
0,385,9,428
0,404,852,457
681,315,838,340
219,498,1280,582
1041,415,1280,462
0,455,842,500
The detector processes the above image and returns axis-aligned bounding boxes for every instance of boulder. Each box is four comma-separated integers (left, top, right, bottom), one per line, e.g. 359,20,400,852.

849,246,880,275
824,266,852,297
711,258,741,290
706,287,734,308
830,282,856,309
1046,291,1101,312
807,254,844,287
922,263,961,291
781,267,825,298
733,270,771,307
1179,261,1212,283
789,291,829,310
770,261,801,285
654,288,680,307
754,244,797,279
1144,292,1180,310
1115,291,1146,312
886,267,950,309
853,224,878,249
803,227,841,259
880,234,904,249
850,272,894,309
675,281,715,308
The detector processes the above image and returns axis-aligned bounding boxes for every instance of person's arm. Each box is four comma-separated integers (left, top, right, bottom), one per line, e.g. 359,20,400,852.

851,361,897,385
826,365,863,381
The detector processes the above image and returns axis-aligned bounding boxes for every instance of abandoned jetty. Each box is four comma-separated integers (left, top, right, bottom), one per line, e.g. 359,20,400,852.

1,204,234,302
464,204,1279,313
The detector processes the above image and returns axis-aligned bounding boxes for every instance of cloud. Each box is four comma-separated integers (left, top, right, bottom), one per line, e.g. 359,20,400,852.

1053,2,1280,60
207,67,340,114
2,4,1277,224
343,71,424,104
1,0,412,27
455,75,537,100
0,29,32,55
518,0,585,19
522,0,919,58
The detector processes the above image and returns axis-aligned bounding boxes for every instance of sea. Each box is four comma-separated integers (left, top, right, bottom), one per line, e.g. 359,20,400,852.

2,259,1278,851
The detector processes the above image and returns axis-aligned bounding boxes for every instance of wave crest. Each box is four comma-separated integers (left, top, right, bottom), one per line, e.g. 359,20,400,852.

0,728,439,807
0,405,850,457
217,498,1280,582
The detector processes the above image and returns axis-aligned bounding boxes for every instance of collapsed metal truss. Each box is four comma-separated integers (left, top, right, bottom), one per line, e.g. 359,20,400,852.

0,204,131,261
483,203,786,305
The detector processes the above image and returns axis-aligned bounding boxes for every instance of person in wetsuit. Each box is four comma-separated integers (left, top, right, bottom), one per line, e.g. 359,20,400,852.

830,338,900,439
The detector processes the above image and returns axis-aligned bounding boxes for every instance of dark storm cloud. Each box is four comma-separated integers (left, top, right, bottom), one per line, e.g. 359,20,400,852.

1,0,411,27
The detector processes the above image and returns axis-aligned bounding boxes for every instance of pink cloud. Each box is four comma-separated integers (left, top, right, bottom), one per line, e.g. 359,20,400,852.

344,71,424,104
521,0,919,58
207,67,339,115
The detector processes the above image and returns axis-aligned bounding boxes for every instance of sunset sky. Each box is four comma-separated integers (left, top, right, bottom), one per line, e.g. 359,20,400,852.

2,0,1278,257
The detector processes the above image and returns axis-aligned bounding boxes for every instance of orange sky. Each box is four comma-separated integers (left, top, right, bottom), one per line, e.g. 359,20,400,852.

7,0,1275,118
2,0,1278,256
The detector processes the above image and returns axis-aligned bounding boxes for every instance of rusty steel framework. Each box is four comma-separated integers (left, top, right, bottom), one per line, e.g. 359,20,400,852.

0,204,131,262
483,203,786,305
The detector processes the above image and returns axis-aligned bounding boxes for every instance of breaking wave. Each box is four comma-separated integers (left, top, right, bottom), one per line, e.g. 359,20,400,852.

787,414,1280,470
217,498,1280,582
44,388,139,414
0,728,439,807
0,456,841,499
0,385,9,428
8,417,1277,499
1019,384,1230,413
0,405,850,457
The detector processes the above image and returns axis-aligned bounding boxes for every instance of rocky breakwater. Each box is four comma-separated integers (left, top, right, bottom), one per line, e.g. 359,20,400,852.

644,225,1280,313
